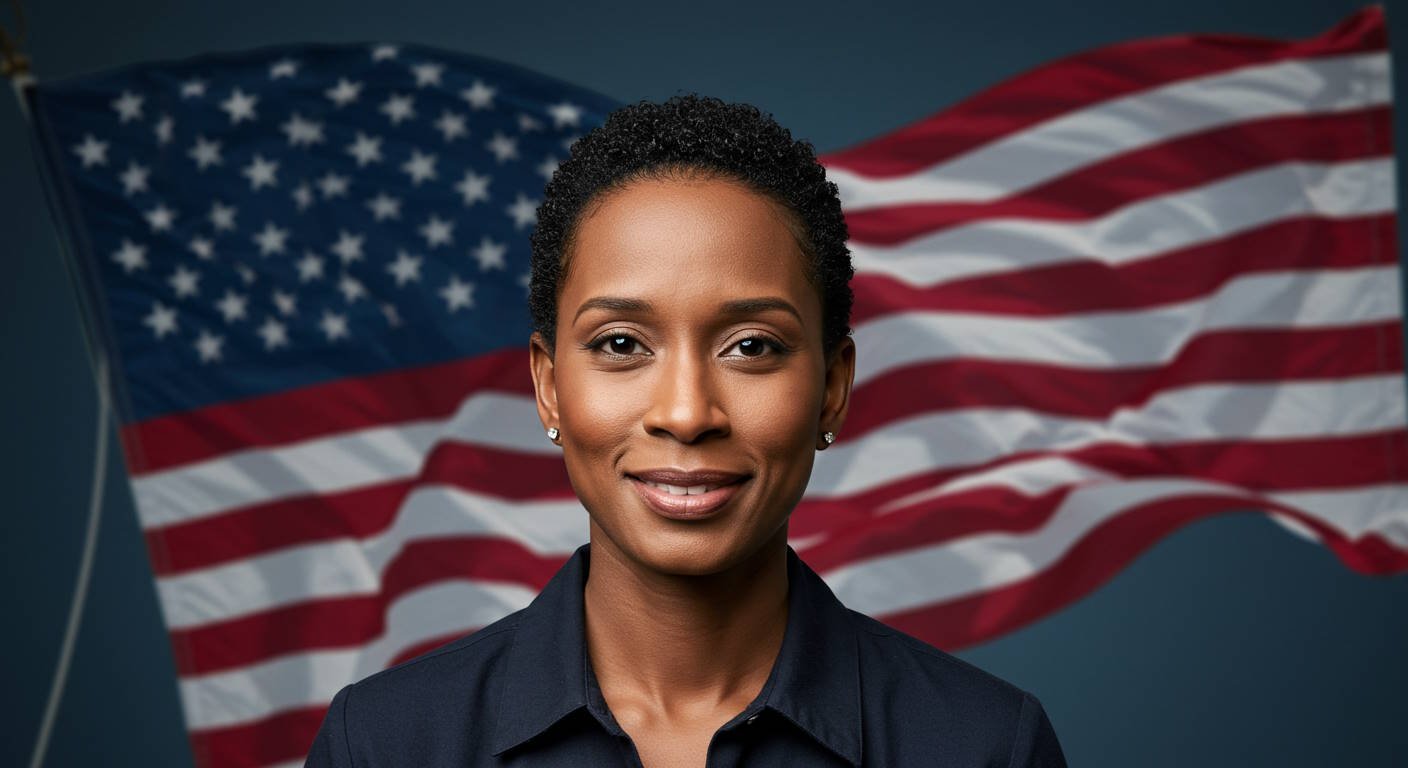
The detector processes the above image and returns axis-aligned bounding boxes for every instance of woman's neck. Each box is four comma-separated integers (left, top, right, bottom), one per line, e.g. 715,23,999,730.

582,525,790,718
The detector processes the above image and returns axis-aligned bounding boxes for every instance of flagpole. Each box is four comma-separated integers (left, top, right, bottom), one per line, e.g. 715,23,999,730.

4,7,116,768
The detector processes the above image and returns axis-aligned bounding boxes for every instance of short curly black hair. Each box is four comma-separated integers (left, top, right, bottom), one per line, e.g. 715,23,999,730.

529,94,854,355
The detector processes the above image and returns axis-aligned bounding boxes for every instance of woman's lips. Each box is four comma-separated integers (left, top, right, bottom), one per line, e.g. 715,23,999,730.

627,471,748,520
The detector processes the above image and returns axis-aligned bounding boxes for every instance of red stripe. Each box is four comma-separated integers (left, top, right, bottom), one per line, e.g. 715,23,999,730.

167,429,1403,675
169,536,564,675
844,109,1391,246
868,492,1408,653
846,323,1404,438
144,321,1401,578
147,444,572,576
851,215,1396,322
819,8,1385,177
187,703,326,768
798,431,1408,570
122,346,532,474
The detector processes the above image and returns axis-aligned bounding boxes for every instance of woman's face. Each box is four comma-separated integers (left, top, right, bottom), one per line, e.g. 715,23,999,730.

530,175,854,576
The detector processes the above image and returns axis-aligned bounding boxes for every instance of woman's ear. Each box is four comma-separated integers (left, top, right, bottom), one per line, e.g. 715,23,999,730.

528,331,560,436
819,336,856,448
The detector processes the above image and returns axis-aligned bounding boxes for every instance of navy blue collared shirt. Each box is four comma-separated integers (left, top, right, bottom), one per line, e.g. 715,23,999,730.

304,543,1067,766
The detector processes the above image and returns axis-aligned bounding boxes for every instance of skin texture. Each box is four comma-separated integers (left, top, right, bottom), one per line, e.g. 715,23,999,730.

528,175,856,768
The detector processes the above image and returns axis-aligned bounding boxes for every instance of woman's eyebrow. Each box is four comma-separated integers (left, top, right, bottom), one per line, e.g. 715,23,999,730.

719,297,802,322
573,296,653,323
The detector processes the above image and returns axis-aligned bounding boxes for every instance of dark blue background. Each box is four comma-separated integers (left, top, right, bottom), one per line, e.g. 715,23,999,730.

3,1,1407,766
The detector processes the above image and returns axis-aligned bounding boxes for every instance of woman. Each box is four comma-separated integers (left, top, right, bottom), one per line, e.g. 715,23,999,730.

305,95,1067,767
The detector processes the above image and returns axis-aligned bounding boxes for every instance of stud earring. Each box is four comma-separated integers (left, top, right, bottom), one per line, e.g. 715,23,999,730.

546,427,560,441
823,431,836,445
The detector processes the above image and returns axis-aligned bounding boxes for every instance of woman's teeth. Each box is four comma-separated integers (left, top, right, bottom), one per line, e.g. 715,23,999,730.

645,481,717,496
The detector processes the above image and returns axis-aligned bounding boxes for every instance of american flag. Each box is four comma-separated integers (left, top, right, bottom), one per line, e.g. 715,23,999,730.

23,7,1406,767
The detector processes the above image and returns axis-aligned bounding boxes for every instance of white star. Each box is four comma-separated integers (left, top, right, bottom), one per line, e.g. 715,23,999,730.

189,236,214,260
380,93,416,125
188,135,223,169
112,239,147,273
519,270,531,292
253,222,289,256
73,135,109,168
180,79,207,98
272,289,298,316
548,101,583,129
486,132,518,163
367,192,401,221
401,149,438,185
216,290,248,323
119,162,150,195
331,230,365,264
269,58,300,79
412,62,444,87
220,88,258,124
154,115,174,145
371,44,400,61
318,172,350,199
536,155,560,181
168,265,200,298
144,302,178,338
434,110,467,142
439,275,475,312
381,303,402,327
258,317,289,349
292,183,315,210
346,132,383,166
419,215,454,248
326,78,363,107
297,251,325,282
461,80,495,110
472,237,507,271
338,273,367,303
507,193,538,230
281,113,325,147
561,135,581,153
517,113,542,132
386,250,422,286
454,170,490,206
145,203,176,232
243,154,279,190
320,310,350,341
112,91,144,123
208,201,237,232
195,330,224,362
235,263,257,285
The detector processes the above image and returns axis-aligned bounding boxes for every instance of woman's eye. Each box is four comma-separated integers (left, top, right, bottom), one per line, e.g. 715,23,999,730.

594,334,646,356
726,337,779,358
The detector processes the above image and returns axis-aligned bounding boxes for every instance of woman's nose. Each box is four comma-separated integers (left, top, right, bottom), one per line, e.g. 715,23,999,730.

642,352,730,444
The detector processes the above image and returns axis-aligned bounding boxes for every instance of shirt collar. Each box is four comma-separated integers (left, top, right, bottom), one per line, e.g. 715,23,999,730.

490,542,862,765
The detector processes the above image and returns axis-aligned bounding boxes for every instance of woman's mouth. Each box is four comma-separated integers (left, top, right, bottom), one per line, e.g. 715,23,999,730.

627,469,749,519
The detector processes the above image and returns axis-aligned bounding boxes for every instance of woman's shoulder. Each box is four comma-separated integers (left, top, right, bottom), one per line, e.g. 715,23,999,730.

844,608,1066,766
350,609,525,702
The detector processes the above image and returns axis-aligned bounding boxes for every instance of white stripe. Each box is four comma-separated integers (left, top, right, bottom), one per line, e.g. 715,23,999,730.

828,52,1389,208
152,375,1403,629
816,475,1370,617
132,392,550,528
809,374,1406,497
1269,484,1408,548
179,478,1408,731
180,580,533,730
133,263,1400,529
849,157,1395,288
853,265,1402,386
156,487,586,629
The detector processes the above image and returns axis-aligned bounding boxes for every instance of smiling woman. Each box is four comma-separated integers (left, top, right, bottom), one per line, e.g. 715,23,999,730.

304,95,1068,768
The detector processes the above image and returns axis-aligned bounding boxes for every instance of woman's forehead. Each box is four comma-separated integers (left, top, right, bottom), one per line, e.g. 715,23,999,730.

563,176,818,317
